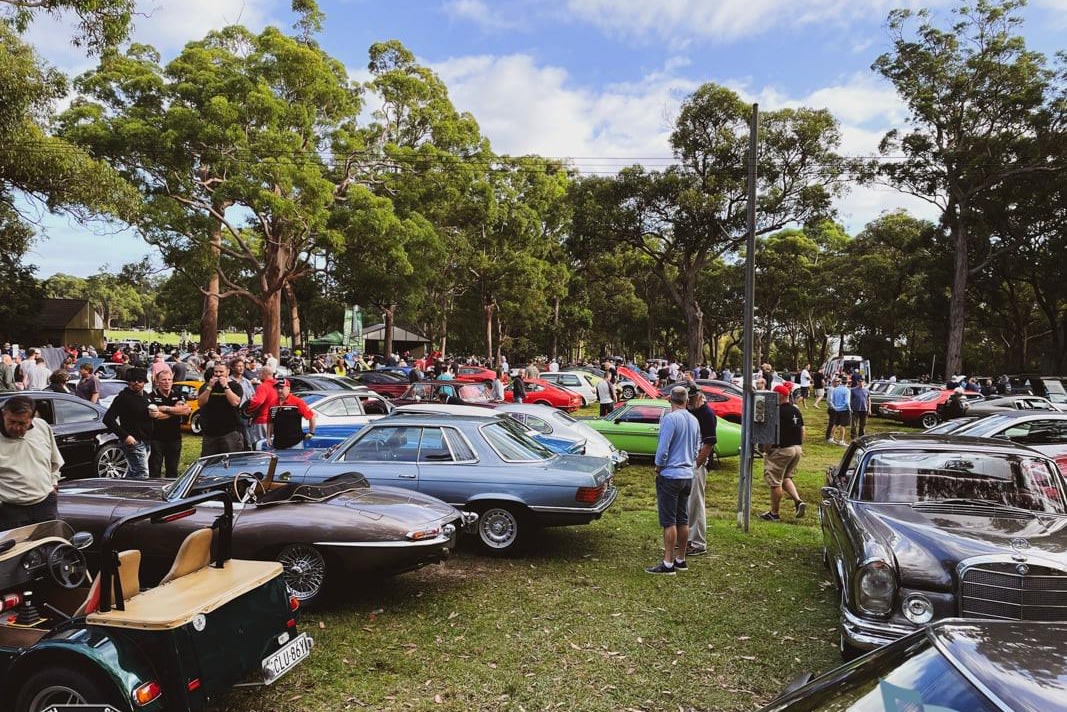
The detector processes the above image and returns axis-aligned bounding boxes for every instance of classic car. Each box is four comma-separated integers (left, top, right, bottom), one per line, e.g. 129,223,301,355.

0,491,310,712
761,619,1067,712
505,378,584,412
962,394,1062,417
583,398,742,458
197,413,618,554
538,371,597,406
566,366,641,401
2,391,127,479
453,365,508,385
1008,374,1067,405
493,402,629,468
59,452,473,606
869,381,943,415
285,374,365,393
821,433,1067,660
393,380,499,406
346,369,411,399
880,388,985,428
946,411,1067,472
657,381,744,423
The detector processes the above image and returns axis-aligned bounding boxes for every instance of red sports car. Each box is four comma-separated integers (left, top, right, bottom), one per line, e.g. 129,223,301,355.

454,365,509,385
656,380,743,422
880,389,985,429
347,369,410,399
506,378,583,412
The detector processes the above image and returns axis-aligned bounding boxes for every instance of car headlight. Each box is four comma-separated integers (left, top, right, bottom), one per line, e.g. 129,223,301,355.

856,561,896,616
902,593,934,624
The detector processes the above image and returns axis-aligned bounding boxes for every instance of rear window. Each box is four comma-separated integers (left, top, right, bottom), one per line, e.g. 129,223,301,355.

480,420,554,462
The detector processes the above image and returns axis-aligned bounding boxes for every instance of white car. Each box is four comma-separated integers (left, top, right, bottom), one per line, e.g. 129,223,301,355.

539,371,597,406
493,403,628,468
300,389,393,428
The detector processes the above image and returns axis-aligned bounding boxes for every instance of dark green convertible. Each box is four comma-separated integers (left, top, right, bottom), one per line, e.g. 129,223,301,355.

0,491,312,712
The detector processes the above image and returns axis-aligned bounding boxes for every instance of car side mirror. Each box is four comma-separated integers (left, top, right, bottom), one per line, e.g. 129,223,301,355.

821,486,841,500
71,531,94,550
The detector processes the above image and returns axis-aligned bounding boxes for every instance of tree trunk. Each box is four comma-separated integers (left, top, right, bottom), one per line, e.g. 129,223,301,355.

551,297,560,361
285,282,303,351
440,311,448,357
495,312,503,368
200,221,222,351
260,292,281,358
685,300,704,370
483,299,496,362
382,305,396,358
945,213,969,377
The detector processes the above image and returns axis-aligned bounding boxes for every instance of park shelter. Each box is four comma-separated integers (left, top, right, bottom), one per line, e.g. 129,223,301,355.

363,324,430,357
27,299,104,350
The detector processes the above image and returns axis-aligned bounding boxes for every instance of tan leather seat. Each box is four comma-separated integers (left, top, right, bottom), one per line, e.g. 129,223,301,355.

159,529,213,585
74,549,140,617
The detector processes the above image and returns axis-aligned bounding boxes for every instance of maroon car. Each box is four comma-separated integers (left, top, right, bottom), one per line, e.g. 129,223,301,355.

347,369,411,399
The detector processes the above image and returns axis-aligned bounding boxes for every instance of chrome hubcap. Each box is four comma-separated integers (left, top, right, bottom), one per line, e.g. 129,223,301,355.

97,447,128,478
480,508,518,549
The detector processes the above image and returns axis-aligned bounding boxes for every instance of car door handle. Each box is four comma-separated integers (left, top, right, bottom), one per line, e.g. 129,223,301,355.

398,473,417,479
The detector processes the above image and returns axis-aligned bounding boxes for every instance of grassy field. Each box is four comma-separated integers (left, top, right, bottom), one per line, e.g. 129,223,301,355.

175,406,902,712
106,329,262,347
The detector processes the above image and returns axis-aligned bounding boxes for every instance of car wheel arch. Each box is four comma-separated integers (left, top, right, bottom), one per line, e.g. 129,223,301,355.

467,499,533,554
8,646,136,712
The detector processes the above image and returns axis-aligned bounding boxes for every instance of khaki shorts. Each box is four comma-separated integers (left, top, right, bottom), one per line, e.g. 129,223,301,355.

764,445,803,488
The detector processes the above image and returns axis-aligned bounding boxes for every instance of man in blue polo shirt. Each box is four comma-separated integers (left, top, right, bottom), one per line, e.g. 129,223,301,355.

647,386,700,575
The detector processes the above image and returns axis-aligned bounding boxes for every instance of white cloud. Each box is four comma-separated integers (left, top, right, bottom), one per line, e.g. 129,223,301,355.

433,53,930,232
563,0,952,44
24,0,280,75
442,0,518,30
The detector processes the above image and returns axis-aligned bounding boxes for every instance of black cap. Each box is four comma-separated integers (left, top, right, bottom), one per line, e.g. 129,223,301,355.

126,367,148,383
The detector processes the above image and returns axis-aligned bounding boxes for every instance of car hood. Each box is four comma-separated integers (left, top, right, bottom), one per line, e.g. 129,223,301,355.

303,483,462,526
854,502,1067,589
60,478,167,502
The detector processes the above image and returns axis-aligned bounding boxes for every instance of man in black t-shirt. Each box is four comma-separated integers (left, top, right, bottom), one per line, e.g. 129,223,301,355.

685,386,718,557
759,384,806,522
147,370,191,477
197,363,245,456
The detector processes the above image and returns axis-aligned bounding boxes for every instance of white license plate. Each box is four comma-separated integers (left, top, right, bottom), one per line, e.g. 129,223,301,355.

262,633,313,684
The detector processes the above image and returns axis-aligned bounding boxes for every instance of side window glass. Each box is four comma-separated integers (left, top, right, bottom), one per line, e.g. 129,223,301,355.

316,399,348,417
53,399,98,425
525,416,551,434
33,399,56,425
418,428,453,462
443,428,476,461
359,396,389,415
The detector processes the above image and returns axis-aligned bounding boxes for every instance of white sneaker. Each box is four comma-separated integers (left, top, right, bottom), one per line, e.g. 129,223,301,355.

826,438,835,444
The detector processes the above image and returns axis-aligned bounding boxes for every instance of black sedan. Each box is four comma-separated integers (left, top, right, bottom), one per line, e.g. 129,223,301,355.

821,433,1067,660
761,619,1067,711
1,391,127,478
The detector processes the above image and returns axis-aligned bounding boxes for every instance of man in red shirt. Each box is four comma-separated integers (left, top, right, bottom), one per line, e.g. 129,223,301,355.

244,366,278,445
268,379,317,449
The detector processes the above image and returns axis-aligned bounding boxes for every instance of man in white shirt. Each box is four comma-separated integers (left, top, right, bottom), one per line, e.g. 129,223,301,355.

798,364,812,409
0,396,63,529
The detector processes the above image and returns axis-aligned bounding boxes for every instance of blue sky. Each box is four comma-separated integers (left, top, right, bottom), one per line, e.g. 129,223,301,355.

21,0,1067,277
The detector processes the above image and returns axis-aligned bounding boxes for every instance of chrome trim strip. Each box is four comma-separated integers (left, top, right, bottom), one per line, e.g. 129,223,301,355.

314,534,453,548
528,486,619,515
839,605,915,649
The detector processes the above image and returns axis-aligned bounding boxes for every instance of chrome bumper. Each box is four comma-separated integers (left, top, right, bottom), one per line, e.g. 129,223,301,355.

611,450,630,469
529,485,619,515
460,510,480,533
840,606,916,651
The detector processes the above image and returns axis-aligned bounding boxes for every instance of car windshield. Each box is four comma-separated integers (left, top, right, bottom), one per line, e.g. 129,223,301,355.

855,450,1066,512
164,452,276,502
551,410,579,425
781,634,998,712
951,413,1022,436
911,389,944,402
480,419,555,462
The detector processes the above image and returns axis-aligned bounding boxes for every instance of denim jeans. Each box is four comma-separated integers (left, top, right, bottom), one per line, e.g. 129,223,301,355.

123,441,150,479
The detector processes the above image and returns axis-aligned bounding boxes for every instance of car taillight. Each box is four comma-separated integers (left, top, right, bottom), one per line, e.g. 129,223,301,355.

290,596,300,612
406,527,442,541
575,484,605,503
133,680,162,706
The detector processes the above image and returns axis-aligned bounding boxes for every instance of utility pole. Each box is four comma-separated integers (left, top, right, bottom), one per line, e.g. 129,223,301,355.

737,103,759,532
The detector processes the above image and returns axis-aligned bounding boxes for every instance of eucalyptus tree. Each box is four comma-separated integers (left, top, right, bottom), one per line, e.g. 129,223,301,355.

60,13,363,354
0,0,133,52
873,0,1066,376
571,83,850,369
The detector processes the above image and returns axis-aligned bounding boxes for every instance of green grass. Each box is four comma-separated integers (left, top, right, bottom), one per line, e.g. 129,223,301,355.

106,329,263,347
186,407,904,712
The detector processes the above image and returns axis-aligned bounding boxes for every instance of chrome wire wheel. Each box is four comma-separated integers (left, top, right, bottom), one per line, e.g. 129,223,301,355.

478,506,521,552
277,543,327,604
95,444,128,478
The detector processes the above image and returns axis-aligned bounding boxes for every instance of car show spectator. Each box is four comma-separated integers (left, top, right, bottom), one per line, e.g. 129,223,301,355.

826,377,852,445
511,372,526,404
45,370,68,393
524,361,539,380
798,363,811,408
197,363,245,456
491,369,505,401
103,367,157,479
75,362,100,403
647,386,699,575
268,379,316,449
25,356,50,391
759,384,806,522
0,355,17,392
147,369,190,478
0,395,63,528
595,375,616,417
812,368,826,406
229,357,256,448
850,377,871,440
244,366,279,445
686,385,717,558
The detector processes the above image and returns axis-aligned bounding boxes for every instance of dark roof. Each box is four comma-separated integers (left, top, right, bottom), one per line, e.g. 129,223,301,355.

37,299,90,328
853,432,1048,457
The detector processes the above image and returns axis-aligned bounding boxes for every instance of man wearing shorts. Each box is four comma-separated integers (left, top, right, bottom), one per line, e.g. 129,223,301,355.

827,377,852,445
798,363,811,408
759,384,806,521
647,386,699,575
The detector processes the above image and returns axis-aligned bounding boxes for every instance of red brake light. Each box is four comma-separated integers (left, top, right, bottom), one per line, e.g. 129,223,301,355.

575,484,605,504
133,680,162,706
187,678,201,692
290,596,300,612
